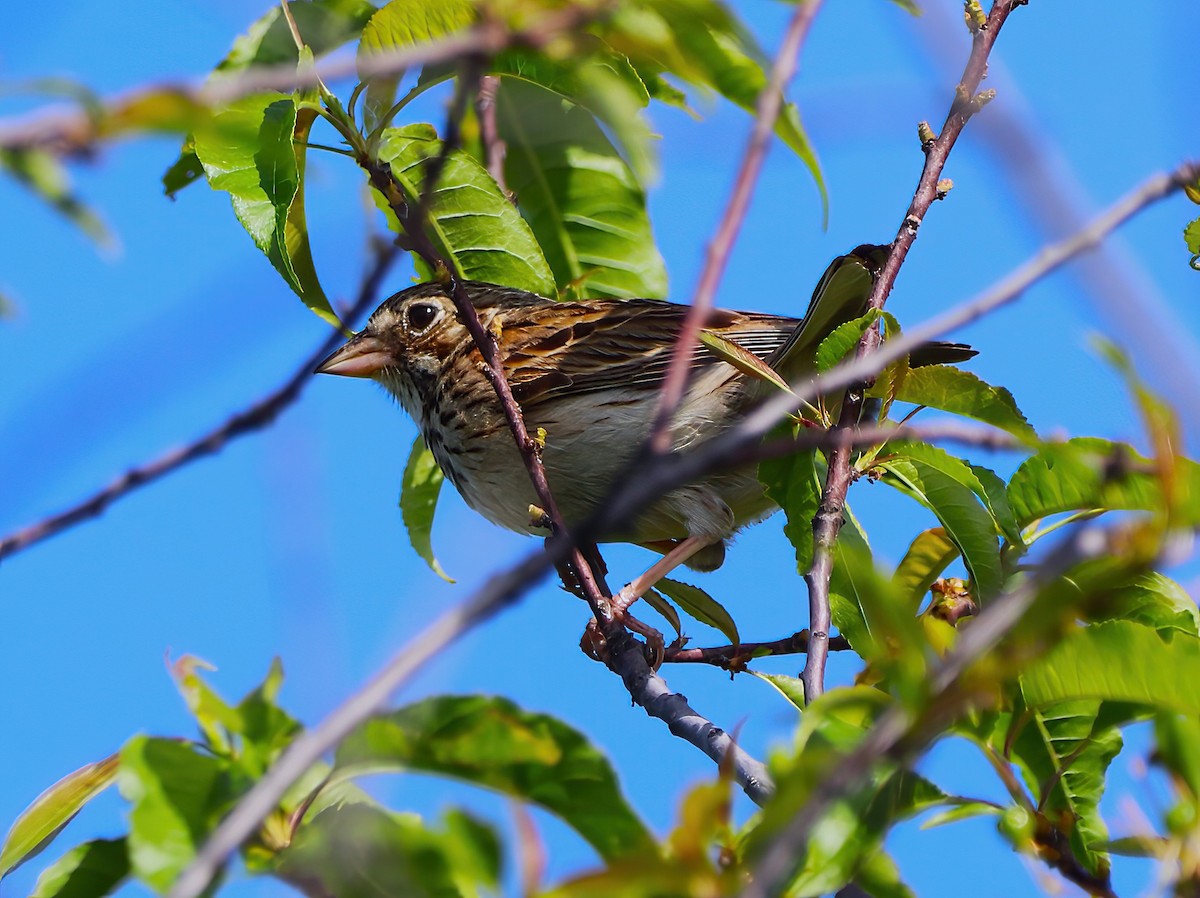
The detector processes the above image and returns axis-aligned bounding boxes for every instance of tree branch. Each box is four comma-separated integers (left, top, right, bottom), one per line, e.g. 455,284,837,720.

663,629,852,669
168,542,555,898
0,7,604,155
801,0,1018,703
0,238,401,563
648,0,825,454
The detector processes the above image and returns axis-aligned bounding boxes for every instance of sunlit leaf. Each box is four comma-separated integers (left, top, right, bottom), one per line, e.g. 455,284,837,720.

488,48,657,185
400,437,453,582
656,577,739,645
193,94,338,324
603,0,825,216
752,671,807,711
888,364,1035,440
0,755,118,879
892,528,958,610
164,0,376,193
1185,217,1200,255
357,0,474,132
29,839,128,898
814,311,879,373
875,442,1004,601
118,737,233,892
1009,437,1200,527
334,696,654,861
1021,621,1200,715
276,804,496,898
1005,698,1122,878
699,330,791,392
1089,571,1200,635
495,77,667,299
759,445,819,572
375,124,557,295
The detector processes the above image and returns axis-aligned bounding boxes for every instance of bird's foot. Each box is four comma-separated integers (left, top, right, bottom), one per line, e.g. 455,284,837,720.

579,608,665,670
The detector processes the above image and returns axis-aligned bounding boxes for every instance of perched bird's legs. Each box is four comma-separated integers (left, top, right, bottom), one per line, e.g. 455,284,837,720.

611,535,715,613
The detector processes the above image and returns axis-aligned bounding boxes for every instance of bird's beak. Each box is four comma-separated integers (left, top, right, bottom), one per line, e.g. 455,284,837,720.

315,332,393,378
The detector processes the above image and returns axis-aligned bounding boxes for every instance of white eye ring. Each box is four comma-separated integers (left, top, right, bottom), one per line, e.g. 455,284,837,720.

406,302,440,333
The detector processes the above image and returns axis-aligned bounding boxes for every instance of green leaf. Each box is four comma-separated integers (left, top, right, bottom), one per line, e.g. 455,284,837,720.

488,49,657,186
752,671,807,711
888,364,1035,440
886,0,922,14
1021,621,1200,715
875,442,1004,601
357,0,475,132
747,690,950,897
699,330,791,393
0,755,118,878
192,94,338,324
375,124,557,295
830,536,926,691
220,0,376,71
643,589,683,637
334,696,654,861
1185,216,1200,255
164,0,376,193
494,77,667,299
759,445,819,572
892,528,958,610
1007,437,1200,527
1090,571,1200,635
654,577,740,645
162,143,205,198
0,148,112,247
276,805,494,898
814,311,879,373
604,0,825,216
400,437,453,582
119,737,232,892
236,658,303,777
29,839,128,898
1005,699,1122,877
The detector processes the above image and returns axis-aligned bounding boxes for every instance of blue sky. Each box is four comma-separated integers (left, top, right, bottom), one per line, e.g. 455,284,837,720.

1,1,1197,896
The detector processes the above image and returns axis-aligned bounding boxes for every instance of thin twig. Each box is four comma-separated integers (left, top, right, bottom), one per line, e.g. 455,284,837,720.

476,75,509,196
648,0,824,454
915,9,1200,431
865,0,1019,317
0,239,401,563
0,7,605,155
801,0,1018,703
663,630,852,668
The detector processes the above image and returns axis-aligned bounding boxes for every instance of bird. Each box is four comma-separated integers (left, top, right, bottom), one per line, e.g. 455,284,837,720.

316,246,974,610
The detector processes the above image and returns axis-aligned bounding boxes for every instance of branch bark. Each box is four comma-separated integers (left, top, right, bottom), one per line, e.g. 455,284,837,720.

801,0,1019,702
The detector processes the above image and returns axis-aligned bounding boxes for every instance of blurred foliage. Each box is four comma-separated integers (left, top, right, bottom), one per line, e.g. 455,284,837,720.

2,0,1199,896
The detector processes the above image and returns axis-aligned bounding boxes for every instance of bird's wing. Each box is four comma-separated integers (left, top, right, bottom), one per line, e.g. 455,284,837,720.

502,299,797,405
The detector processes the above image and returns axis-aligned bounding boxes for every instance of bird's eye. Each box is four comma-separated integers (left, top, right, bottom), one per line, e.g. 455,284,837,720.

406,302,440,333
